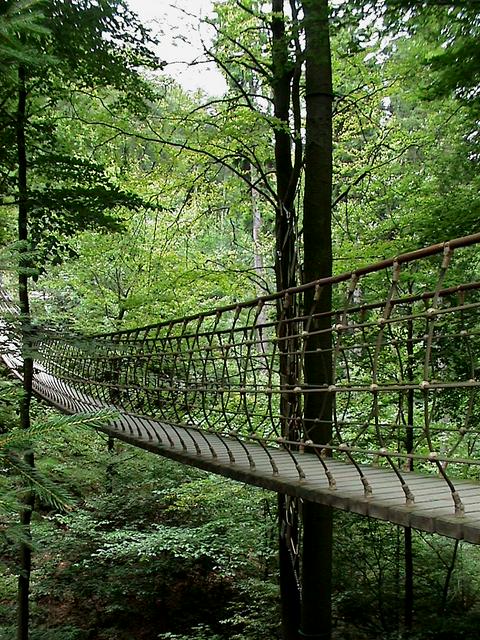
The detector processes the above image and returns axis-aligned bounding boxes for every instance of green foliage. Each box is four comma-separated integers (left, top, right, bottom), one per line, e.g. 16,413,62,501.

0,381,120,578
0,0,163,274
0,626,88,640
43,0,161,92
40,472,275,579
383,2,480,113
38,163,263,331
158,626,223,640
27,153,155,267
7,445,278,639
0,0,50,69
330,10,480,266
333,512,480,638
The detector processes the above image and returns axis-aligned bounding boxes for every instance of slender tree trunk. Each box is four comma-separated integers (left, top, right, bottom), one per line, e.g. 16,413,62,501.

249,163,268,355
252,183,265,291
404,304,414,632
404,526,413,633
278,494,301,640
16,62,34,640
106,435,116,494
271,2,301,636
406,313,414,469
272,0,297,294
441,540,459,613
301,1,333,638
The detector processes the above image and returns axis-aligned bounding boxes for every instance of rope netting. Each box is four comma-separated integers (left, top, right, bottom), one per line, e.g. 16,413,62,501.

1,234,480,515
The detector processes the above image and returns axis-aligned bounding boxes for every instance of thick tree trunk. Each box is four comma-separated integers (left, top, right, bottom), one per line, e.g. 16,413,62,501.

16,62,34,640
301,1,333,638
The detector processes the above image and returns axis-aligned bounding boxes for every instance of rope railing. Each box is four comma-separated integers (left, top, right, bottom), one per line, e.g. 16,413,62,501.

1,234,480,523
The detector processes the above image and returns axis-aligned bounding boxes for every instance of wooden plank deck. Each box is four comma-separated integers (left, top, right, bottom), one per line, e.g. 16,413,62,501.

32,370,480,544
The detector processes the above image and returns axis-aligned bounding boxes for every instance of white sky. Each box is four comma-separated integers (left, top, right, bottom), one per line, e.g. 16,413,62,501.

127,0,227,95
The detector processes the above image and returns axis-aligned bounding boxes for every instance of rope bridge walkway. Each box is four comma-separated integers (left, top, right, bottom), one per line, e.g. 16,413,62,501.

1,234,480,543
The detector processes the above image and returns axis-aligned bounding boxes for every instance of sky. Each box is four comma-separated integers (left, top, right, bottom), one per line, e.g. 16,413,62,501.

127,0,227,95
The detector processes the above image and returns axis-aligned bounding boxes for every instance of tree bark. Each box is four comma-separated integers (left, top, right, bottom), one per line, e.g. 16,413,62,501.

272,0,297,294
278,494,301,640
249,162,269,355
404,303,414,631
271,3,302,637
300,1,333,638
404,526,413,633
16,61,34,640
106,435,116,494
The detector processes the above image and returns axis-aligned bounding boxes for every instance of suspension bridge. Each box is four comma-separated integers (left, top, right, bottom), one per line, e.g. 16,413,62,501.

1,234,480,547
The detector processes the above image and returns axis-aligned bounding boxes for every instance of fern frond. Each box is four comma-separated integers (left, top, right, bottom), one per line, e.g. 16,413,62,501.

35,409,119,433
1,409,118,451
0,521,33,547
4,454,74,511
0,487,23,515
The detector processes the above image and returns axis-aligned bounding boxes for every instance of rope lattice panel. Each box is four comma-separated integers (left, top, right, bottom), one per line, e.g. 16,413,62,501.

1,234,480,542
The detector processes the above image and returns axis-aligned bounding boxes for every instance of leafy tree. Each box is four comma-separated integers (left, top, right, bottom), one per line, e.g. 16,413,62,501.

0,2,161,637
383,1,480,111
326,0,480,262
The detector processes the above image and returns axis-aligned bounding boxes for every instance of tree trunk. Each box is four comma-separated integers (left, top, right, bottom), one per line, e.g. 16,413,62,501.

272,0,297,294
16,61,34,640
301,1,333,638
404,306,414,632
252,185,267,290
278,494,301,640
249,163,268,355
271,2,302,637
404,526,413,633
106,435,116,494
